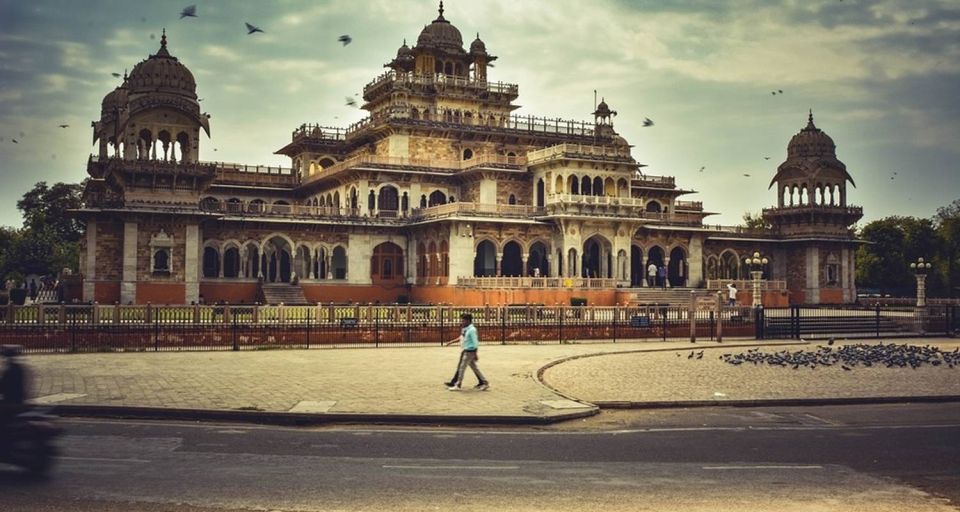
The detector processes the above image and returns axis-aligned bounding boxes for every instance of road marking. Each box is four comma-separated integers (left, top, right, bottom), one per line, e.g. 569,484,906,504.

383,465,520,470
702,465,823,470
61,456,151,464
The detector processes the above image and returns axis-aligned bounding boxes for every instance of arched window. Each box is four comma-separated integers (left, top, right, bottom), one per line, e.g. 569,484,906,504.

368,190,376,211
371,243,404,281
202,247,220,278
593,176,603,196
401,192,409,212
223,247,241,278
581,176,592,196
200,197,220,211
646,201,662,213
508,194,517,205
378,186,399,216
428,190,447,207
420,194,427,208
152,249,170,274
248,199,266,213
463,148,473,160
332,246,348,279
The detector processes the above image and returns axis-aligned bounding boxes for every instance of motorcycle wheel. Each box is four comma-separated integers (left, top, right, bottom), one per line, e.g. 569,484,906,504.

10,437,55,477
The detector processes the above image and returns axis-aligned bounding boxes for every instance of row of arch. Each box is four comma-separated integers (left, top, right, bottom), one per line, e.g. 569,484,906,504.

779,183,845,207
201,237,347,282
470,236,690,287
556,175,630,198
133,128,191,162
704,250,772,280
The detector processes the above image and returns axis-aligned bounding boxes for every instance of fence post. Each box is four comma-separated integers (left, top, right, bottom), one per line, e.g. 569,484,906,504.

5,302,13,324
37,304,45,325
792,305,800,339
439,306,445,346
557,306,563,345
70,307,77,353
374,305,380,348
875,304,881,339
662,306,668,342
59,304,66,325
689,292,696,343
153,311,159,352
715,292,723,343
755,305,765,340
613,305,619,343
232,310,239,351
500,306,506,345
193,303,200,324
92,301,100,325
306,308,311,349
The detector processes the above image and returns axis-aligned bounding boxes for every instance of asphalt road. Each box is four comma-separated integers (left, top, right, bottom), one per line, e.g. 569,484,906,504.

2,403,958,511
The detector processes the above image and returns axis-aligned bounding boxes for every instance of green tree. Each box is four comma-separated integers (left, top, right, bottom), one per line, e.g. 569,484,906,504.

2,181,85,280
741,211,772,230
856,217,914,295
16,181,84,243
936,199,960,298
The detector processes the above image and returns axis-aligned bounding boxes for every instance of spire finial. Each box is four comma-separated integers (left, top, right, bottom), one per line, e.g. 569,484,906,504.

806,108,816,129
161,28,167,50
439,1,444,17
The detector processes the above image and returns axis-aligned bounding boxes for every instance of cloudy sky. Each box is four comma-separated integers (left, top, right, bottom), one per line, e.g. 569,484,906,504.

0,0,958,229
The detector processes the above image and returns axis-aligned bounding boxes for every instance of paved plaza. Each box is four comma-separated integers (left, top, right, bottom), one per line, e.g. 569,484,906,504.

22,338,960,424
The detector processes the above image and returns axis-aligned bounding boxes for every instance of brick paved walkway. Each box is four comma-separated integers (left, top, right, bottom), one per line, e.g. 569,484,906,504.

21,338,960,423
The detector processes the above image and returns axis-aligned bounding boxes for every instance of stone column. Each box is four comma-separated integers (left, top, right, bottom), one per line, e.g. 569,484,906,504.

184,224,199,304
546,254,555,277
841,246,851,303
495,253,502,277
687,236,704,287
83,221,97,302
521,254,529,277
664,257,671,288
806,247,820,304
120,221,138,304
346,234,371,284
447,227,473,285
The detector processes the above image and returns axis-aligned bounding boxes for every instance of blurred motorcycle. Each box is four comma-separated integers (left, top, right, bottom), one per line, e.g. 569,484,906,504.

0,408,62,476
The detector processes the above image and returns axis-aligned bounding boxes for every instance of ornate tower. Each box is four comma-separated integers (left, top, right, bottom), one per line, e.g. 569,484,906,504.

763,111,863,303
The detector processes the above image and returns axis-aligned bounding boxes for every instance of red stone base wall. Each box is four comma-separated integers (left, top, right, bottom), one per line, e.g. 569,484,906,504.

137,283,185,305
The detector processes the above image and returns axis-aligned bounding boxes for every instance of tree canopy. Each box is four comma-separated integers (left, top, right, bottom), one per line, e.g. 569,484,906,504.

1,181,84,283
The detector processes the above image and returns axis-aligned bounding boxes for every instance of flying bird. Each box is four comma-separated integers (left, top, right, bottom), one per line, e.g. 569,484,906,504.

642,117,654,127
245,22,264,34
743,173,751,177
345,96,357,107
698,166,705,173
58,124,69,128
180,5,197,19
338,34,352,46
111,72,122,78
12,139,19,144
763,156,771,160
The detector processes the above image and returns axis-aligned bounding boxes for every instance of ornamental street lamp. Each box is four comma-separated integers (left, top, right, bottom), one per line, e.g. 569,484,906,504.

744,251,769,308
910,257,933,307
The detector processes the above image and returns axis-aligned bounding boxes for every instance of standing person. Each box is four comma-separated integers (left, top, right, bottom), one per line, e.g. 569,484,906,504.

444,313,489,391
726,283,738,306
657,265,667,289
646,261,657,287
29,279,37,301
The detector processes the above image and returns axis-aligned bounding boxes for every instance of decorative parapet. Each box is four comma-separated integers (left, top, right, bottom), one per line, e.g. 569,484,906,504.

363,71,519,98
409,202,543,222
527,143,634,165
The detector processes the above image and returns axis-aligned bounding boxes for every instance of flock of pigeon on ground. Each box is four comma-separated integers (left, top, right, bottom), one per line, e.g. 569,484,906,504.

682,343,960,371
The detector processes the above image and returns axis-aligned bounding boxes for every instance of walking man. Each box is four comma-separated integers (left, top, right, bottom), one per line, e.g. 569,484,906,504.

726,283,738,306
445,313,489,391
646,261,657,287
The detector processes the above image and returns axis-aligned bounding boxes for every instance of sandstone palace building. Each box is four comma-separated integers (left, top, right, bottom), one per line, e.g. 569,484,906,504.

75,4,863,306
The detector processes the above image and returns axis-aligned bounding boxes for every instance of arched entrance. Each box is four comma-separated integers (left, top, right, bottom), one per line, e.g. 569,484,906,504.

202,247,219,278
630,245,644,287
527,241,549,276
646,246,665,286
582,235,612,278
501,241,523,277
474,240,496,277
378,186,399,217
263,236,293,283
371,242,404,282
669,247,687,287
331,246,348,279
536,179,545,207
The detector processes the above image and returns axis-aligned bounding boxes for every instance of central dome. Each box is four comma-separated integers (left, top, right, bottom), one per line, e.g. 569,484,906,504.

787,111,836,158
126,31,197,99
417,2,464,50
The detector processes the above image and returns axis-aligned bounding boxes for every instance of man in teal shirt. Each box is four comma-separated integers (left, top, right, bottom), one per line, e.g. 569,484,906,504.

445,313,489,391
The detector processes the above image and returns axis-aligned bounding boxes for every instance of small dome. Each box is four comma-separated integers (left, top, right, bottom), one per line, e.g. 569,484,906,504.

787,111,836,158
470,33,486,54
396,40,411,57
126,30,197,98
416,2,463,50
100,84,128,119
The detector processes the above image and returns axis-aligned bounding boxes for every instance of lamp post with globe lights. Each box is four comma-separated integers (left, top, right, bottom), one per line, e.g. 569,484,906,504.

910,257,933,307
744,251,769,308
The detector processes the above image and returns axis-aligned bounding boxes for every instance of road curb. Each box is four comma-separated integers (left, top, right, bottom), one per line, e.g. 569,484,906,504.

49,404,598,427
593,395,960,409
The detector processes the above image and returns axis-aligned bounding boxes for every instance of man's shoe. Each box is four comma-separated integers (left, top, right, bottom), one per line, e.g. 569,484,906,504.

474,383,489,391
447,385,461,391
443,381,455,387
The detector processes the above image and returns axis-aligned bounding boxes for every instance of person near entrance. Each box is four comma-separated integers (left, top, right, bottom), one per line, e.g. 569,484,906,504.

646,262,657,286
444,313,489,391
726,283,738,306
657,265,667,289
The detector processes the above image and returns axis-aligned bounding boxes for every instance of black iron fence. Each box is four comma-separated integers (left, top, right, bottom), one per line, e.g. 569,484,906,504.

756,304,958,340
0,303,756,354
1,303,955,354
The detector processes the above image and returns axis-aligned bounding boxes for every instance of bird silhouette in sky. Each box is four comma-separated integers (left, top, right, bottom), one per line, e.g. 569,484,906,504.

58,124,69,128
764,156,771,160
11,139,19,144
111,72,122,78
245,22,264,34
743,173,751,177
771,89,784,95
698,166,705,173
642,117,654,127
345,97,357,107
180,5,197,19
338,35,352,46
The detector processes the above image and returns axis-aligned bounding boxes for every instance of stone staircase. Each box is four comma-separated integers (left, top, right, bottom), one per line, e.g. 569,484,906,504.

259,283,311,305
625,287,703,307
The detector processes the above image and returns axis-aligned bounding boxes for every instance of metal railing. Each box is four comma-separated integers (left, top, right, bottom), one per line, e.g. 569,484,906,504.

756,304,956,340
706,279,789,291
457,277,621,289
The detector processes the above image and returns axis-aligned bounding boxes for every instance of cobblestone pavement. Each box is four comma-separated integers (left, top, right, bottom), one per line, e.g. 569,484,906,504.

21,338,960,421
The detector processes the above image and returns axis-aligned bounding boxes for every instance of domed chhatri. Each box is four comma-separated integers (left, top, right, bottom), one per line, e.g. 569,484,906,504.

470,33,486,54
787,110,837,159
416,1,463,50
126,29,197,99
